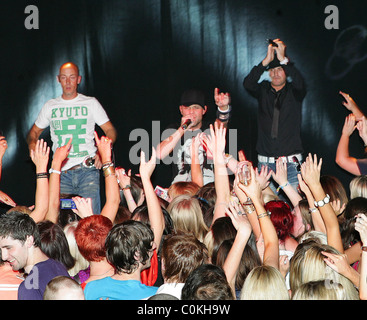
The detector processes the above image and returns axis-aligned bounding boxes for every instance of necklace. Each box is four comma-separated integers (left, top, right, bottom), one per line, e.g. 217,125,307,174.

89,267,114,278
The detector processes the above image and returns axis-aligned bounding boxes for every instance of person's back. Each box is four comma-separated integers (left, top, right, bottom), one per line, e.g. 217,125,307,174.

84,277,157,300
84,220,158,300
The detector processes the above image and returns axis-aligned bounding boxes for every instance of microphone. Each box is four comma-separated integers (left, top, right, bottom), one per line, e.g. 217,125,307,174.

181,119,192,130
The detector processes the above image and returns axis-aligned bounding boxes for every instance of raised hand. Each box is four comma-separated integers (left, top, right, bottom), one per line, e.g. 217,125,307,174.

341,114,357,137
94,131,112,164
271,157,288,187
214,87,231,110
30,139,50,172
300,153,322,188
139,147,157,180
53,137,72,167
72,196,94,218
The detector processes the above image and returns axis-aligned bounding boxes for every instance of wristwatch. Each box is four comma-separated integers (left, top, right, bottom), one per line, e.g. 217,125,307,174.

314,194,330,208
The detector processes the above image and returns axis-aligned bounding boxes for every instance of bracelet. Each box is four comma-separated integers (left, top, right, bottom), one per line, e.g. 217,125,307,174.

276,181,289,193
217,105,232,114
308,207,318,214
257,212,269,219
314,194,330,208
36,172,48,178
49,168,61,175
122,184,131,191
103,165,115,178
216,105,231,122
224,153,233,166
217,112,230,122
102,162,113,170
279,57,289,65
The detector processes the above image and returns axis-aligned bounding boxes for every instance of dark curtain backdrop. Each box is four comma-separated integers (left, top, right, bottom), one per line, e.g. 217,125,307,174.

1,0,367,207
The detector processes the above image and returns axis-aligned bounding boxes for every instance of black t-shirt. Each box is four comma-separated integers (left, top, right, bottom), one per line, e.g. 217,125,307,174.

163,120,214,185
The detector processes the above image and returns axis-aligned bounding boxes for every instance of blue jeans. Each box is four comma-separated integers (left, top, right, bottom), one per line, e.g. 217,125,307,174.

258,158,302,205
60,166,101,214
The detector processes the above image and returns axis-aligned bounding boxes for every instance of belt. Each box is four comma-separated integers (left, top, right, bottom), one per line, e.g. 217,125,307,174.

258,153,302,164
62,164,83,173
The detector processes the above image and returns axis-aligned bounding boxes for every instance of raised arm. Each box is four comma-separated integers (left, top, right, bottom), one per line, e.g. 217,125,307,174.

223,201,252,295
190,134,204,187
156,125,186,160
297,174,326,234
29,139,50,222
45,138,72,223
139,148,165,248
233,164,261,241
96,133,120,222
237,166,279,270
210,122,231,225
271,158,302,207
339,91,365,120
335,114,360,175
214,88,231,128
116,168,137,213
301,154,344,253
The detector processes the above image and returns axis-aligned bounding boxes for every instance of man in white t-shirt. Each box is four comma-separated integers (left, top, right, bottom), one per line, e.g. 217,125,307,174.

27,62,117,214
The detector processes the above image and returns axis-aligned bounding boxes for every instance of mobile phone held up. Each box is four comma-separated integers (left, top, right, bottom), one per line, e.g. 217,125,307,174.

60,198,76,210
154,185,169,201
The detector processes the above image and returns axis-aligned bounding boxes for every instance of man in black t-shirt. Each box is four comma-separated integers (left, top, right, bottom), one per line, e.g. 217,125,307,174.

156,88,231,186
243,39,307,195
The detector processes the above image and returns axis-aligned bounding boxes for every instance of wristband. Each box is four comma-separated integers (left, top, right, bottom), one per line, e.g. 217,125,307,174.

36,172,48,178
276,181,289,193
217,105,232,122
49,168,61,175
217,105,231,114
122,184,131,191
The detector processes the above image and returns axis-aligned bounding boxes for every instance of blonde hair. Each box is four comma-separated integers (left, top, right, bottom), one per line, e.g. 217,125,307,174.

168,181,200,202
240,266,289,300
350,175,367,199
7,206,32,215
292,280,347,300
292,244,359,300
167,194,208,242
63,222,89,277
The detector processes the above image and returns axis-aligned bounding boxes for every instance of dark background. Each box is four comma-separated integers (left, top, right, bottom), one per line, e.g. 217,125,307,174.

1,0,366,208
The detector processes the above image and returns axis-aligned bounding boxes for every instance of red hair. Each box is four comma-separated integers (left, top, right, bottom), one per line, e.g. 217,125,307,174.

75,215,113,262
265,200,294,242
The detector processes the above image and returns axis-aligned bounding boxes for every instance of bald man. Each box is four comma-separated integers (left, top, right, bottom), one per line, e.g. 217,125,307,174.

27,62,117,214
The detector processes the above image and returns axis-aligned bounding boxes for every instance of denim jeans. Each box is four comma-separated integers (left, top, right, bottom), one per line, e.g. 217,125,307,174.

60,166,101,214
258,158,302,206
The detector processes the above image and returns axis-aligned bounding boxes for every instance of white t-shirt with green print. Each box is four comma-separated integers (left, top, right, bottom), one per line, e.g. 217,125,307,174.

35,93,110,170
